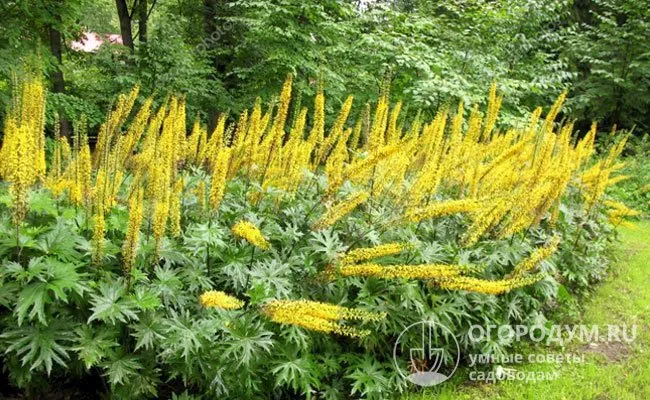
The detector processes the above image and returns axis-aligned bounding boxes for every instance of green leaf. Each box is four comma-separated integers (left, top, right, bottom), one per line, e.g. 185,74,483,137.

88,282,139,324
1,320,74,375
102,354,142,386
15,282,49,325
72,325,120,370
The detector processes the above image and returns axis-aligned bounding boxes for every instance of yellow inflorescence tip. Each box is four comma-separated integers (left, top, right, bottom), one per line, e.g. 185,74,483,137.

339,242,413,265
200,290,245,310
231,220,270,250
262,299,386,338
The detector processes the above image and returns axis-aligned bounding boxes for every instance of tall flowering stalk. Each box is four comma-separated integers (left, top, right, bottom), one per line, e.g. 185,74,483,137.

339,242,412,265
169,178,184,238
122,188,145,284
263,300,386,338
208,149,232,212
339,263,469,280
91,205,105,266
0,77,46,261
0,77,46,225
433,274,545,295
509,236,561,278
313,191,369,230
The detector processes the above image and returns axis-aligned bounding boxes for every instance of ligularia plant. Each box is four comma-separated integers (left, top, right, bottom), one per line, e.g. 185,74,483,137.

0,75,635,398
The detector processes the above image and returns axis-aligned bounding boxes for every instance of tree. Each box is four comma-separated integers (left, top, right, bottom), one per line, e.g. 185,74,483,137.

565,0,650,133
114,0,158,52
0,0,90,137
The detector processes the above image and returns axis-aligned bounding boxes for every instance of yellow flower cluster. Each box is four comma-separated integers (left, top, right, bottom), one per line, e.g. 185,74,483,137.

0,76,46,224
209,148,231,211
339,242,412,265
434,274,544,295
312,191,369,230
339,263,468,280
169,178,185,237
604,200,639,228
403,199,481,223
335,241,479,281
2,73,634,301
263,299,386,338
580,134,628,213
200,290,244,310
510,236,561,278
232,220,270,250
122,188,145,276
48,77,630,255
91,208,105,266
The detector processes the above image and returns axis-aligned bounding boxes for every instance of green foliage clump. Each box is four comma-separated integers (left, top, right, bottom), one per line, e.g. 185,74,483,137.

0,78,630,398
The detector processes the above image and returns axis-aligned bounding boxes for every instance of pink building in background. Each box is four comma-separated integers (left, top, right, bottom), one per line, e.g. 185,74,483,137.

70,32,123,53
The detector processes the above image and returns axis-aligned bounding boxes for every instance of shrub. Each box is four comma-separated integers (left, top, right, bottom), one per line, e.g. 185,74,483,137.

605,133,650,217
0,76,634,398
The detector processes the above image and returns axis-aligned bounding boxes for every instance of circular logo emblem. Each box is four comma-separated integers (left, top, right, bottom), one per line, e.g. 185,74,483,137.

393,321,460,387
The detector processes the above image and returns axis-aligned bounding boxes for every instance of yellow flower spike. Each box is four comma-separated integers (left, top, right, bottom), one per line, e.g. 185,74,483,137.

326,144,400,195
233,109,250,149
604,200,639,217
78,139,93,205
200,290,244,310
262,299,385,338
325,128,352,188
385,101,403,144
169,178,185,238
270,73,293,142
232,220,270,250
403,199,481,224
332,325,371,339
463,198,511,247
122,188,145,276
316,95,354,164
152,193,170,253
312,191,369,230
205,114,227,170
340,242,412,265
209,148,232,212
348,115,364,151
604,200,639,227
91,206,105,266
185,120,204,165
366,93,389,151
0,77,46,224
193,181,206,213
434,274,544,295
481,81,503,141
339,263,469,280
509,237,561,278
307,82,325,147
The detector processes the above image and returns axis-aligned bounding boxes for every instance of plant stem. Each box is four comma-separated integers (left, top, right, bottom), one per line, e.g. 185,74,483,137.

243,246,256,291
15,223,20,263
206,215,212,275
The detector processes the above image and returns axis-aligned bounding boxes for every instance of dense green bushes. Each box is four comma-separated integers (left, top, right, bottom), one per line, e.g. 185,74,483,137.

2,0,649,136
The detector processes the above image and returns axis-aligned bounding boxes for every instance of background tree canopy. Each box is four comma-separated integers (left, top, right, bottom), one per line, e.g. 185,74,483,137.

0,0,648,135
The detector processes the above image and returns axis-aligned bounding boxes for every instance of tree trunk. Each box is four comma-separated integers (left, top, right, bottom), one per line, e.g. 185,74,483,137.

48,25,70,137
203,0,237,132
203,0,221,132
115,0,135,52
138,0,148,43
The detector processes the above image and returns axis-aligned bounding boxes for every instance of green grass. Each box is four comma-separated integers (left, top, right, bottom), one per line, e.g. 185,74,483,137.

406,221,650,400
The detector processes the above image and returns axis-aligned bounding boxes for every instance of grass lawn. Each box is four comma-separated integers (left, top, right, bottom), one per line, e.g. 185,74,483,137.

406,221,650,400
